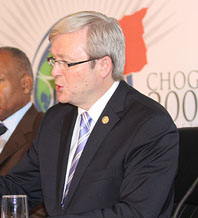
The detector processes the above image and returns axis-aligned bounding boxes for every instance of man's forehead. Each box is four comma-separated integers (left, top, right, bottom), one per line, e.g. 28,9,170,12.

0,56,17,78
0,51,12,59
50,34,88,59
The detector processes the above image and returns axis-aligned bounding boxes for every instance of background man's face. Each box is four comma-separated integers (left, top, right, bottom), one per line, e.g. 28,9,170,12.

0,52,25,120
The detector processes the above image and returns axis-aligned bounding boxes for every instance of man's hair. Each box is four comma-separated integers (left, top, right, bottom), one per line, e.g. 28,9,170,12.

49,11,125,81
0,46,33,79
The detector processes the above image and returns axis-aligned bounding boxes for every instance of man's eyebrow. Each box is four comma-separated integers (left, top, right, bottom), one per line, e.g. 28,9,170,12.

58,54,66,59
53,54,75,61
51,54,65,59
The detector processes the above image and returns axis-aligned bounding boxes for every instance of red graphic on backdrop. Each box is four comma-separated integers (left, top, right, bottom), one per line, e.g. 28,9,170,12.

119,8,147,75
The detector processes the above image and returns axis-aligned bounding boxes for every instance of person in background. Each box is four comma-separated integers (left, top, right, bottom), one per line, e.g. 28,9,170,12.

0,47,47,218
0,12,179,218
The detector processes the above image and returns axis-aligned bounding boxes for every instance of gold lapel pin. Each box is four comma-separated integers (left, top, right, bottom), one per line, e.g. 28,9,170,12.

102,116,109,124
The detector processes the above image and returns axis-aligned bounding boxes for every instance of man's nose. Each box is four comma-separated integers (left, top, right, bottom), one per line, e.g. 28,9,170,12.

51,63,60,77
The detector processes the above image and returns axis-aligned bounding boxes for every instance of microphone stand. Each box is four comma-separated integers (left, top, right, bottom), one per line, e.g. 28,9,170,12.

172,176,198,218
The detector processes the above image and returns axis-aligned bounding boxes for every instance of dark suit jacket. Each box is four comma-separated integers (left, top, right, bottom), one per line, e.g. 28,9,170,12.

1,81,179,218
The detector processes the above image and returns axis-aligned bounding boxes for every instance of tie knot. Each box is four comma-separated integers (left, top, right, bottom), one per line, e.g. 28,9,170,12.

0,123,7,135
80,112,92,130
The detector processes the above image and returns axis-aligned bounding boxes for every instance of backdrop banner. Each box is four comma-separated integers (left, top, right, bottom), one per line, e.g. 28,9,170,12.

0,0,197,127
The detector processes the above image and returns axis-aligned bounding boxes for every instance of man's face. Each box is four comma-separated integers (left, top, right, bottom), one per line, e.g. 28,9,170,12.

0,52,26,120
51,28,102,110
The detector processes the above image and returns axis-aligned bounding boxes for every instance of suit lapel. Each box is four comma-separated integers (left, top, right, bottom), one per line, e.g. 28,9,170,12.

0,105,39,164
0,128,27,164
64,109,120,208
63,81,129,209
55,107,78,211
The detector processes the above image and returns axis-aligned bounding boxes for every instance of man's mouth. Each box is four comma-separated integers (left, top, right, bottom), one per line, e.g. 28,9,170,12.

55,84,62,91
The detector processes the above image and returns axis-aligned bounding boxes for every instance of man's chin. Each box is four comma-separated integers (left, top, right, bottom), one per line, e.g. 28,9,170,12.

56,94,68,104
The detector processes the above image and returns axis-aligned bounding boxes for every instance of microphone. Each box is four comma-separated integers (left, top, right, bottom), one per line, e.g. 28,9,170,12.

0,124,7,135
172,176,198,218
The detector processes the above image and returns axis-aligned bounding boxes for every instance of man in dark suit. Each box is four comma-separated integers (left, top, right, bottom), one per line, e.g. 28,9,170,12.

0,47,46,217
0,12,179,218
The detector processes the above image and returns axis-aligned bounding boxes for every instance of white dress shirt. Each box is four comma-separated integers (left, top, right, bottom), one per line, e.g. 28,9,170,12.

62,81,120,199
0,102,32,153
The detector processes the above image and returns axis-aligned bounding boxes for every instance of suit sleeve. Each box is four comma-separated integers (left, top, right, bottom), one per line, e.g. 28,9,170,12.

49,113,179,218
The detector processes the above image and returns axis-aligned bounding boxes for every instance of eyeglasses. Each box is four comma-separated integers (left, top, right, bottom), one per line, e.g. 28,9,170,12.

47,56,98,70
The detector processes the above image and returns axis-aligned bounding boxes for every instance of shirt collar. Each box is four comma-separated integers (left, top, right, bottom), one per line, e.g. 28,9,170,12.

78,81,120,123
2,102,32,132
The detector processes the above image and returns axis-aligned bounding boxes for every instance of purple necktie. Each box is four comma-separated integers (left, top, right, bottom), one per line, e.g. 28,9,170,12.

61,112,92,206
0,123,7,136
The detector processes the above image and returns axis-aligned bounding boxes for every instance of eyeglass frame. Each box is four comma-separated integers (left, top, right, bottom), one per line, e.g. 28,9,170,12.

46,56,98,69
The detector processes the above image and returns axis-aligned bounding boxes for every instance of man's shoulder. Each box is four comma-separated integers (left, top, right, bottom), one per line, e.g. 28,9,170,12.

24,104,44,120
39,103,77,130
43,103,77,123
114,81,170,117
47,102,76,114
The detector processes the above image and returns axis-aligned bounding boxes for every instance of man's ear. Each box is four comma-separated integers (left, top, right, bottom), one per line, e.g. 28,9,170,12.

100,56,113,78
20,74,33,94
